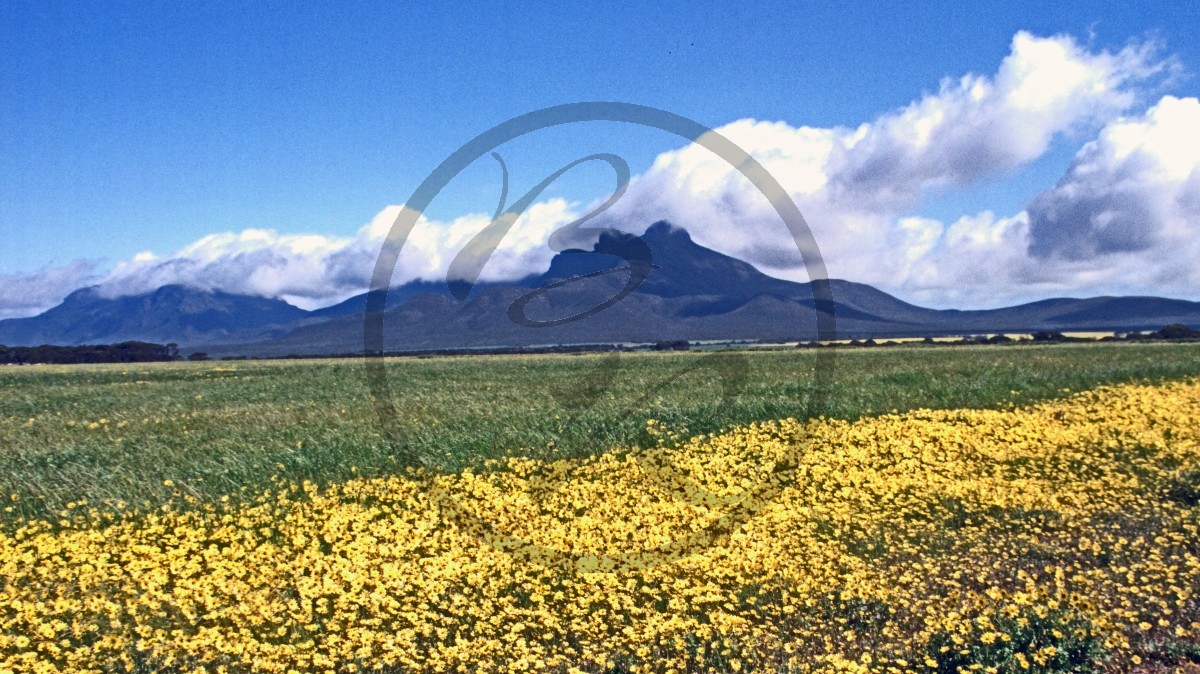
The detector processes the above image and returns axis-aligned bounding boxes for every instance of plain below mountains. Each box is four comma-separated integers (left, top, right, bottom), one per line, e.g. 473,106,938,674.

3,222,1200,356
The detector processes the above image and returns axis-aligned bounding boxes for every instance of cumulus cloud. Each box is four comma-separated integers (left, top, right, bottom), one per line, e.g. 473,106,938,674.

1027,95,1200,259
830,32,1170,210
862,94,1200,308
0,260,100,319
599,31,1173,299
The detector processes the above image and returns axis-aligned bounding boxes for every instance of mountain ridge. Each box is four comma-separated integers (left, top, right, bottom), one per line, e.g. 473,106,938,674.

3,221,1199,353
0,285,309,347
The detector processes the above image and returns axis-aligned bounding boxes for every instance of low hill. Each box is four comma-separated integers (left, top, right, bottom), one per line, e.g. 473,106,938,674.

0,285,308,347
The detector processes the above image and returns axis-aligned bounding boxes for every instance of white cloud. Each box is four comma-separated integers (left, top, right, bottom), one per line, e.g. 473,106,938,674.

1027,95,1200,259
1015,95,1200,297
92,198,580,310
0,259,100,319
596,31,1175,306
863,94,1200,308
829,31,1168,211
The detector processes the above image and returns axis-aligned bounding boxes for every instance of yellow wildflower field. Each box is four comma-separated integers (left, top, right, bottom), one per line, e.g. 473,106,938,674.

1,380,1198,673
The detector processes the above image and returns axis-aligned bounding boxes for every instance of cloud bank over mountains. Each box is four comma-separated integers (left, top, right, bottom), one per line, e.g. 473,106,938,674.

4,31,1198,318
2,260,100,320
92,198,579,312
602,31,1186,308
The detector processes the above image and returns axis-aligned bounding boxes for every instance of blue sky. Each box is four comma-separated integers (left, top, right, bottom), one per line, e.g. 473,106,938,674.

3,1,1199,315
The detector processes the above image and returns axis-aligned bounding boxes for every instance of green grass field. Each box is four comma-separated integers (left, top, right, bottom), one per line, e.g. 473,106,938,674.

2,341,1199,523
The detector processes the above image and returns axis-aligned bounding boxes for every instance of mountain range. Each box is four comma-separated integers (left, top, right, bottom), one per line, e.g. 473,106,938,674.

3,221,1199,356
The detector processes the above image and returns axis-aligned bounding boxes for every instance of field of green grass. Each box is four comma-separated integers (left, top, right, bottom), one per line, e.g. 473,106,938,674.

2,341,1199,523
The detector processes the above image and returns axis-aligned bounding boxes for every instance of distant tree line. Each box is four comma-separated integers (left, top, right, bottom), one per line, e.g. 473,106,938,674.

1122,324,1200,340
5,324,1196,365
797,324,1200,348
0,341,179,365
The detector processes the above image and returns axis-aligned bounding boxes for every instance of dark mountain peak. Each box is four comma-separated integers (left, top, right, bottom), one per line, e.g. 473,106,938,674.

59,285,104,305
536,221,807,301
149,284,198,299
590,228,641,255
599,220,695,253
642,220,692,243
584,221,693,257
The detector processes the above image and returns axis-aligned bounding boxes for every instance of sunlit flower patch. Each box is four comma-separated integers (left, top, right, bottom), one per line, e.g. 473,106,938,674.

1,380,1198,672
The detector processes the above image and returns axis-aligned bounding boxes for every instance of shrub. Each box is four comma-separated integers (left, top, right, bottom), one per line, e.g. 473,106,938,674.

1164,469,1200,507
1154,324,1200,340
918,604,1103,674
